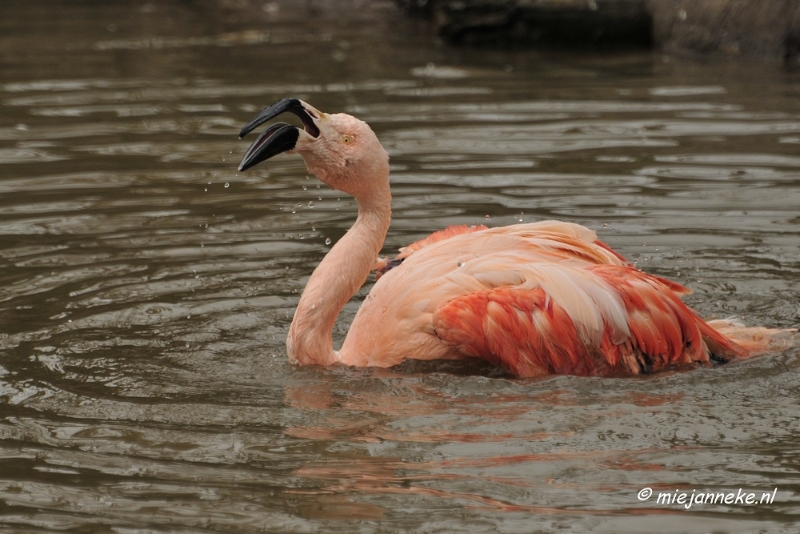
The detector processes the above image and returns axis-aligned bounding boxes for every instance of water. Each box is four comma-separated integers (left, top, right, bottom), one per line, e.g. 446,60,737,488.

1,1,799,532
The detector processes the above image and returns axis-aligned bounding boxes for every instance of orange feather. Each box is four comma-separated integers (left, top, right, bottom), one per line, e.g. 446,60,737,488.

433,264,752,378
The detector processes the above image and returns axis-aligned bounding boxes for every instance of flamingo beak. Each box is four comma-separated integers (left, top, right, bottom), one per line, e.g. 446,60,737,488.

237,98,322,172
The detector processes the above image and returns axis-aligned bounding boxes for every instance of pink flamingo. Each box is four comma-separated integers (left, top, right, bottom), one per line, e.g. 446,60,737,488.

238,98,793,377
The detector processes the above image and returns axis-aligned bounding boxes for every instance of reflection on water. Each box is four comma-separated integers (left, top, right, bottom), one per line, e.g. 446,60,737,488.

1,0,799,532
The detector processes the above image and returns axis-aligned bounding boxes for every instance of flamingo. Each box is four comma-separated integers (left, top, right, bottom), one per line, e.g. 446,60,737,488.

237,98,793,377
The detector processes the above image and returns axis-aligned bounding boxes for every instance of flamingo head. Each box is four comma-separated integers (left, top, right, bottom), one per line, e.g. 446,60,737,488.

238,98,389,199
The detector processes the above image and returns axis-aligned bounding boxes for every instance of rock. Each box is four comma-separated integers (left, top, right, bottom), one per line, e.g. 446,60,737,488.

647,0,800,61
397,0,800,60
400,0,652,48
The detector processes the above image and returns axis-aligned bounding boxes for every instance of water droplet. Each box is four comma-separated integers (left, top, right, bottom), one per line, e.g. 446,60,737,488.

291,210,296,214
200,243,204,248
312,225,316,231
311,304,315,309
208,181,212,185
318,196,322,200
187,315,191,319
316,184,320,189
325,237,332,245
484,215,491,219
458,261,464,267
224,182,230,188
654,247,659,251
308,201,315,208
603,223,608,228
204,223,208,228
204,188,208,192
303,185,307,190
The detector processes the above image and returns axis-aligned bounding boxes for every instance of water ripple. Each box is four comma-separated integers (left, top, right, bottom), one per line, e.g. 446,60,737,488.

1,3,799,531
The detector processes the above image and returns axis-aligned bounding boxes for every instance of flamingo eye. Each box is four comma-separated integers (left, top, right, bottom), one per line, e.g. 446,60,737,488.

341,135,351,144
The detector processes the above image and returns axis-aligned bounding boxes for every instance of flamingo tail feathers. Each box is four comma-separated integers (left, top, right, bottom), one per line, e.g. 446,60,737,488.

704,319,796,358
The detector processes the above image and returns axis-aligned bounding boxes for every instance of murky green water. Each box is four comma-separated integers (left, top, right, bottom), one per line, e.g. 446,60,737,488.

1,1,799,532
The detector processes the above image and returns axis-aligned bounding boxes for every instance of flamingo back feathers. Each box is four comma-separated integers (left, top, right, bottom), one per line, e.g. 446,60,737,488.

373,220,631,279
373,224,487,279
398,224,489,258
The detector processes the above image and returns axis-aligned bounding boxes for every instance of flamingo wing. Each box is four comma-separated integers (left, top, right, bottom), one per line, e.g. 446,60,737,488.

432,263,745,378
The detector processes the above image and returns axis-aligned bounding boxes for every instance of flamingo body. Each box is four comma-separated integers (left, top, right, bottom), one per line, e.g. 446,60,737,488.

343,221,744,376
237,99,793,378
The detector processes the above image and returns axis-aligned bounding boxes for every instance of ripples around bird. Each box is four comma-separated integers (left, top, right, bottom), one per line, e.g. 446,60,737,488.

1,1,799,532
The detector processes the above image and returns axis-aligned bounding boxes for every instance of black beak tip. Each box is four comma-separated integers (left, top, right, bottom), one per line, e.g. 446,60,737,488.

237,122,299,172
237,98,314,171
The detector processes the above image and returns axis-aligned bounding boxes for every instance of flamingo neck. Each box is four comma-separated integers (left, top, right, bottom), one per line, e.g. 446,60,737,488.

287,184,391,366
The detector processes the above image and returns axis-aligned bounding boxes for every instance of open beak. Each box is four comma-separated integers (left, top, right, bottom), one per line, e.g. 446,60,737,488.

237,98,321,172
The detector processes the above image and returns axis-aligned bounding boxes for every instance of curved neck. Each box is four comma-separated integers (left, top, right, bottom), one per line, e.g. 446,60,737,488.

287,185,391,366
